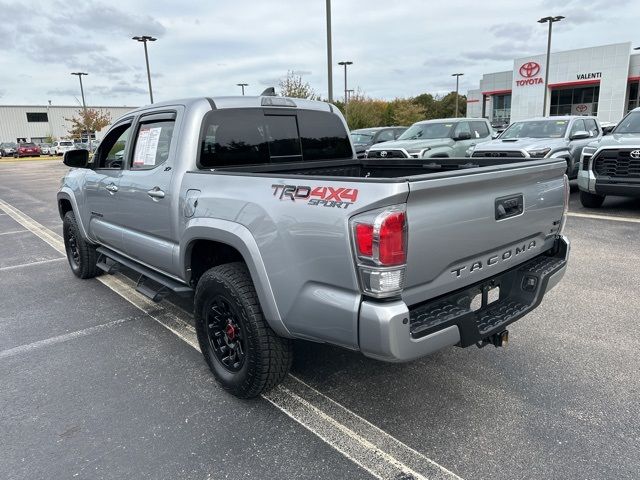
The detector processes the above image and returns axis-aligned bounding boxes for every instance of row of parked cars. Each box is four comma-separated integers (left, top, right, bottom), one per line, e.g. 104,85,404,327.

351,108,640,208
0,140,95,158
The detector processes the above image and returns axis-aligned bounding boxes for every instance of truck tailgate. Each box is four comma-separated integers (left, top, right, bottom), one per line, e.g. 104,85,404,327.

402,159,566,307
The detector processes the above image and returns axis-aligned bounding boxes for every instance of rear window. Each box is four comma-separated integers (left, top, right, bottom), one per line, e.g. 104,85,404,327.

198,108,352,168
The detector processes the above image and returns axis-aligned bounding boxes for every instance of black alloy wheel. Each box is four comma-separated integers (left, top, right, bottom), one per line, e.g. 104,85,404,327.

205,296,246,372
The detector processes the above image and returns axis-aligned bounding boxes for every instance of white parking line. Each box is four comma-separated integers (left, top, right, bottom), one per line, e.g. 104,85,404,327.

0,316,135,360
0,257,65,271
0,229,27,236
567,212,640,224
0,197,463,480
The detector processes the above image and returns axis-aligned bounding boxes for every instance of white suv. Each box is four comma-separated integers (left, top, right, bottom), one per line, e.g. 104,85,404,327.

53,140,76,156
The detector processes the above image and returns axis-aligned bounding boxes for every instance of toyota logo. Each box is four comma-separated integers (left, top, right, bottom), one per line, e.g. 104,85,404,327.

576,104,588,113
380,151,388,157
491,152,501,157
630,150,640,159
519,61,541,78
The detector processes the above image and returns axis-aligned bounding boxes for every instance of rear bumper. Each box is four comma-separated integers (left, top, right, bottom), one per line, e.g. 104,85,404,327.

358,235,569,362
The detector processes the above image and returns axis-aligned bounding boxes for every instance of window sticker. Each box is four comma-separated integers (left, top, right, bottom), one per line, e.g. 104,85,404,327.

133,126,162,166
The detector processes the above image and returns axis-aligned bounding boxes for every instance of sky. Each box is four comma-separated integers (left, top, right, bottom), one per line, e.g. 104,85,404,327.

0,0,638,107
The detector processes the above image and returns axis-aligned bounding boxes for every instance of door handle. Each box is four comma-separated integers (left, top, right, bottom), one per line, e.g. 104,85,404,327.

105,183,118,193
147,187,165,199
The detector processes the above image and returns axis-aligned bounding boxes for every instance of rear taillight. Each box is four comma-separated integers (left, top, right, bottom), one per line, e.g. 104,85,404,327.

378,211,406,265
351,205,407,298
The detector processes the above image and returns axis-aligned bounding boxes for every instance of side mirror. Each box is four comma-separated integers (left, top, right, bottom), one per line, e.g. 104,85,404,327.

63,149,89,168
454,131,472,141
569,130,590,140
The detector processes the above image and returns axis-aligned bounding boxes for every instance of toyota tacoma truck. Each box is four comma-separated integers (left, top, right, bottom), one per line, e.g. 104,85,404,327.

366,118,494,159
578,107,640,207
58,95,570,398
471,116,601,179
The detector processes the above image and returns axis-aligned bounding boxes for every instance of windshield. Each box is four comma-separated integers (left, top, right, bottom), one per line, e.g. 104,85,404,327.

501,120,568,139
350,132,374,144
60,141,74,146
398,122,454,140
21,143,36,147
613,111,640,134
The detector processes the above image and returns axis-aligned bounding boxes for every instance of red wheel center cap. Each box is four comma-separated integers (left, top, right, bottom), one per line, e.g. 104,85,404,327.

225,323,237,340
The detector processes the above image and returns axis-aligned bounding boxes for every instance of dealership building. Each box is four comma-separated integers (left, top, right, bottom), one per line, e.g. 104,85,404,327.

466,42,640,125
0,105,136,144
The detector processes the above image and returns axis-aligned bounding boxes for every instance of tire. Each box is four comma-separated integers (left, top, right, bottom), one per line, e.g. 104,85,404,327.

194,262,292,398
62,211,101,279
580,190,605,208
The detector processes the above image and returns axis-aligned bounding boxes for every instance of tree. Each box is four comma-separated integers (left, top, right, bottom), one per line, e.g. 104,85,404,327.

390,99,425,125
338,89,389,129
65,108,111,139
278,71,320,99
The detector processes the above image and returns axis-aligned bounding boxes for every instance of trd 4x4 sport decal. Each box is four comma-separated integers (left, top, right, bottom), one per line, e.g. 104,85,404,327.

271,184,359,209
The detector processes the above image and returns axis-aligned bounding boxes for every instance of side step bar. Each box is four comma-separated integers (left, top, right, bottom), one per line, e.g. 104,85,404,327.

96,247,193,302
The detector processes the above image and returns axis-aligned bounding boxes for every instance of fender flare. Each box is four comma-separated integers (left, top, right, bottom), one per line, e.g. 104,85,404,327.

56,189,90,241
180,218,289,337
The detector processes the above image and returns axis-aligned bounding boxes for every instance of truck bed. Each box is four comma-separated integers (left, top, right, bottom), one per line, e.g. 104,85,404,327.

205,157,545,181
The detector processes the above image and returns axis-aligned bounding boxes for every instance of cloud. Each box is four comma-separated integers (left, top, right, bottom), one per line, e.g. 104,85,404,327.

292,70,312,76
489,24,534,41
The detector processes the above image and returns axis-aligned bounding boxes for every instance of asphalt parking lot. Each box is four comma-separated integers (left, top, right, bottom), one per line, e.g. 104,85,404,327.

1,159,639,480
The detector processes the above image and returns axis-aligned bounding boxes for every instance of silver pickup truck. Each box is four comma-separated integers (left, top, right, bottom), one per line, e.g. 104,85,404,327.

58,96,570,398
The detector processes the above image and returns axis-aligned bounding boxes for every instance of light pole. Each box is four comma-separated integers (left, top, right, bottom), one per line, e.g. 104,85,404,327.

451,73,463,117
538,16,564,117
237,83,248,95
326,0,333,102
71,72,88,141
338,61,353,105
132,35,157,104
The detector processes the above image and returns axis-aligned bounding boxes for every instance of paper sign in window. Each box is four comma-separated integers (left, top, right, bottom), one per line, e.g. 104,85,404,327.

133,126,162,166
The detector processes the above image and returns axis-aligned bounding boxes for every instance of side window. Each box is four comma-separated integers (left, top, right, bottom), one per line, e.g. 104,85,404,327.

469,121,490,139
131,120,175,170
94,123,131,169
376,129,395,143
452,122,471,139
584,119,599,137
199,109,268,168
569,119,586,137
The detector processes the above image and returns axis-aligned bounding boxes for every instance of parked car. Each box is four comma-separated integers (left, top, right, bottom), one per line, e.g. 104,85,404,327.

38,143,53,155
14,142,41,157
470,116,601,179
52,140,76,156
366,118,494,159
58,96,569,398
350,126,407,158
578,107,640,207
0,142,17,157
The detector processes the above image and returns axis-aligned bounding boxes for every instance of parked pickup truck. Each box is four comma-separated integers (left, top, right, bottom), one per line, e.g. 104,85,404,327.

578,107,640,207
58,96,570,398
471,116,601,179
366,117,495,159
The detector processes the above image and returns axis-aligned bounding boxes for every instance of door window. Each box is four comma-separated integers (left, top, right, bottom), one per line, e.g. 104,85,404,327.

469,121,490,139
131,120,175,170
375,129,395,143
94,123,131,169
452,122,471,139
569,119,586,137
584,118,599,137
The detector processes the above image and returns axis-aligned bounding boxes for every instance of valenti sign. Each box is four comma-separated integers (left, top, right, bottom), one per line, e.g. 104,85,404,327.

516,61,544,86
